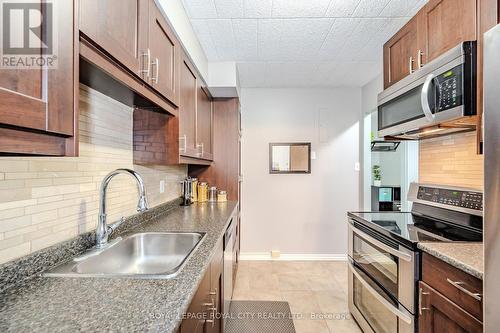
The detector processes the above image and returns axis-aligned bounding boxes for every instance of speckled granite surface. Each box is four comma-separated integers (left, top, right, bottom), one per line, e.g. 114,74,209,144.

0,201,238,333
418,242,483,280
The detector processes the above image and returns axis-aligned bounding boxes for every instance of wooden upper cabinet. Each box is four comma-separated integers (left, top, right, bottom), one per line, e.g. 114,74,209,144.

419,282,483,333
383,17,419,88
179,55,199,158
0,0,76,156
79,0,148,76
197,83,213,160
147,0,180,106
419,0,477,64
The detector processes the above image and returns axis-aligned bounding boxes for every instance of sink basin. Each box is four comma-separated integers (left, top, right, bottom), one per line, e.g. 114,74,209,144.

44,232,205,278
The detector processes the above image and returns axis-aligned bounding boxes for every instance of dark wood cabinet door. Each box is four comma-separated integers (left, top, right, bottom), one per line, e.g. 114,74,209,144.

180,268,210,333
0,0,76,155
419,282,483,333
148,0,180,105
196,83,213,160
419,0,477,63
79,0,147,76
179,55,199,158
383,17,419,88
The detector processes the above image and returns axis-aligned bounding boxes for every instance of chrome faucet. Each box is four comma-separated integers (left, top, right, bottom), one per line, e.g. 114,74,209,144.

96,169,149,249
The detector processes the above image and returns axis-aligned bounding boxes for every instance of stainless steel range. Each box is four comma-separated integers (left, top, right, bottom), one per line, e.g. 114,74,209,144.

347,183,483,333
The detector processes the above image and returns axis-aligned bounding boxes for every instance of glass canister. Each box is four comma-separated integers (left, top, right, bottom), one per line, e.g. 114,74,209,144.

191,178,198,202
217,190,227,202
198,182,208,202
208,186,217,202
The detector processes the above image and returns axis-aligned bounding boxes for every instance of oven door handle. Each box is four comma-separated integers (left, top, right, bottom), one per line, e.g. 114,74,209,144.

349,222,412,262
348,261,413,325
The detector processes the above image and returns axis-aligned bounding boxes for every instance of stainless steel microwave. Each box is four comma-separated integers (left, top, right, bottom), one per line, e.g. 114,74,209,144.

377,42,477,140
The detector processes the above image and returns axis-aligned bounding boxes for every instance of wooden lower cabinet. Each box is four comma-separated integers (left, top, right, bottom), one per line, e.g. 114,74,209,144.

180,239,223,333
419,253,483,333
419,282,482,333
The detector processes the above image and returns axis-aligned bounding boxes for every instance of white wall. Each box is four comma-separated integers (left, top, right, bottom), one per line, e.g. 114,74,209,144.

157,0,209,81
361,75,383,209
240,88,362,257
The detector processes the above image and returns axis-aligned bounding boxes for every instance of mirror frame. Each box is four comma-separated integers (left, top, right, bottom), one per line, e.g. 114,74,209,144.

269,142,312,174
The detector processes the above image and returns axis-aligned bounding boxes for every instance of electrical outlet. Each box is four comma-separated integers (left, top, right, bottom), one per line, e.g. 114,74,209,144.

271,250,281,259
160,180,165,194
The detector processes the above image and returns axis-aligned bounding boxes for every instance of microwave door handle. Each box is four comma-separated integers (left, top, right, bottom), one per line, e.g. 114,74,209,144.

348,261,413,325
421,74,436,122
348,222,412,262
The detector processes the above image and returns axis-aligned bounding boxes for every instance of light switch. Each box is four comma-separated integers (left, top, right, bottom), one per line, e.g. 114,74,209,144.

160,180,165,193
354,162,360,171
311,151,317,160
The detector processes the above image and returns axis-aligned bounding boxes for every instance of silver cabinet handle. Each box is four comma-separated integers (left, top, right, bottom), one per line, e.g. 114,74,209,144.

417,49,424,68
348,222,412,262
419,287,430,315
140,49,151,79
196,143,203,157
151,58,159,84
179,135,187,153
421,74,436,122
348,261,413,324
409,56,415,74
446,278,482,301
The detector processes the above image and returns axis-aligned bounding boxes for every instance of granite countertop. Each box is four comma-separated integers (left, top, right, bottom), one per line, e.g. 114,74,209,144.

418,242,483,280
0,201,238,333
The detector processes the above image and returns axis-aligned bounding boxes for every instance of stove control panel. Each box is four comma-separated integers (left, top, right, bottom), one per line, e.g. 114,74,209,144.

417,186,483,211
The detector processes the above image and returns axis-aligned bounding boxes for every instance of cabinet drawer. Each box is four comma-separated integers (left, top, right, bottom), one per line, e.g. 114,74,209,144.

422,253,482,321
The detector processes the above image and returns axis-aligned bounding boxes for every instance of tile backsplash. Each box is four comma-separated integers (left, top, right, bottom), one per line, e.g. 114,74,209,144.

0,85,186,264
419,131,484,190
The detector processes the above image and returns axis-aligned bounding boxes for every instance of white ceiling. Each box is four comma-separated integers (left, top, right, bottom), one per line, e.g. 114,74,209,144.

181,0,427,87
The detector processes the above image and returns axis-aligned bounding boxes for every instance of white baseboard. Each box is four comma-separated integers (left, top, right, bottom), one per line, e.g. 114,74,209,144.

239,252,348,261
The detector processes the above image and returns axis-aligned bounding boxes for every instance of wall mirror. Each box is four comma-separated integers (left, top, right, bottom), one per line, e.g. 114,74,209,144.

269,143,311,174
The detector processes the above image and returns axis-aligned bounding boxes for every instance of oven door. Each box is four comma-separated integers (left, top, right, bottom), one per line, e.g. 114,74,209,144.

347,219,416,332
348,259,414,333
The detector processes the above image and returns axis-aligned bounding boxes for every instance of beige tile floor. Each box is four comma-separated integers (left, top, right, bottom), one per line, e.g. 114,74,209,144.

233,261,362,333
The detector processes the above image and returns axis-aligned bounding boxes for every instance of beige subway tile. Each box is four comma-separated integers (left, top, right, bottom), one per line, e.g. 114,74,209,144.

4,225,39,239
31,228,77,252
0,179,25,190
0,207,25,221
0,233,3,240
31,184,80,199
0,161,29,173
22,226,54,242
0,215,32,233
4,172,38,180
79,182,96,192
0,199,37,211
0,242,30,264
0,173,4,180
28,161,79,172
36,195,64,204
31,210,58,224
53,177,93,186
25,199,77,215
25,178,53,188
0,235,24,250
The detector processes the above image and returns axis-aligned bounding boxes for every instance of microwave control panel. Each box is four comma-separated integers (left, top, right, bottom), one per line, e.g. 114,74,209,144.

435,65,463,112
417,186,483,211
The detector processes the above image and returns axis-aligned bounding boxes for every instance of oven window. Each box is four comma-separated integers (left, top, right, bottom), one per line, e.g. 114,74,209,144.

353,270,398,333
353,234,398,298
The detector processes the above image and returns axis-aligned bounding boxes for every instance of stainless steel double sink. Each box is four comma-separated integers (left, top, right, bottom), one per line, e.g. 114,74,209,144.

45,232,205,279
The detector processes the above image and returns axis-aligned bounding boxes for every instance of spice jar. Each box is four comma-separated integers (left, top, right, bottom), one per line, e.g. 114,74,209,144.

198,182,208,202
191,178,198,202
217,190,227,202
208,186,217,202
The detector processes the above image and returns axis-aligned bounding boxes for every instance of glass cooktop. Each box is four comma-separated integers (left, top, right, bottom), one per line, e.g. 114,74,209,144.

348,211,482,248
